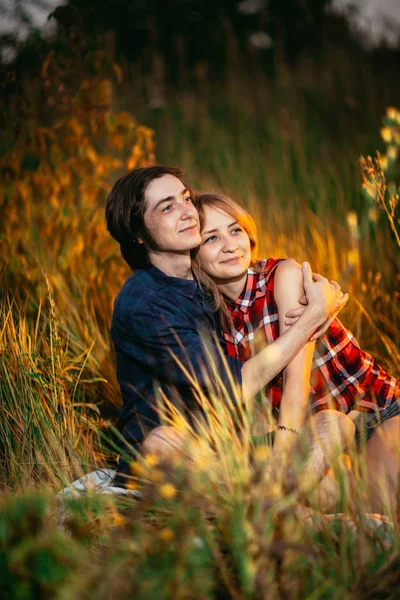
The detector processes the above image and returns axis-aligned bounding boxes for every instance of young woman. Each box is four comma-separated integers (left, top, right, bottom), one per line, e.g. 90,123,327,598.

194,192,400,512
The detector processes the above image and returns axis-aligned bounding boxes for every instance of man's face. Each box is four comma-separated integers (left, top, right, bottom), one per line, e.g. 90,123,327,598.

142,174,201,253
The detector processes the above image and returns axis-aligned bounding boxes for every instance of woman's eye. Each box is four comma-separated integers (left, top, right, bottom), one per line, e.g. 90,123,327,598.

203,235,216,244
162,204,173,213
183,196,192,203
232,227,244,234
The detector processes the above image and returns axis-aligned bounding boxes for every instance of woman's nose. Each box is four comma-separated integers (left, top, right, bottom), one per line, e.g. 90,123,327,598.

222,236,238,252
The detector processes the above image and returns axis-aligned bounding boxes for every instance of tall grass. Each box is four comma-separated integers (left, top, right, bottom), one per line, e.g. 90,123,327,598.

0,281,110,491
1,387,398,598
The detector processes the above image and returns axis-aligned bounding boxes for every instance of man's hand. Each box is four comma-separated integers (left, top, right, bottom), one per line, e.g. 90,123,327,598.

285,263,348,340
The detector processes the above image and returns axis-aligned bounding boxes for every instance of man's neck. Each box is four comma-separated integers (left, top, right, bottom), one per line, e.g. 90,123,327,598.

215,272,248,302
149,251,193,280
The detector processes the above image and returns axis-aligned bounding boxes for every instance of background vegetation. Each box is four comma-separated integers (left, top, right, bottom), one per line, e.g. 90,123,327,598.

0,0,400,597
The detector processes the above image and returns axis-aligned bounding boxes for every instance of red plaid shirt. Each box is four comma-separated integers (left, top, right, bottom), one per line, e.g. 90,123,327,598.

223,258,399,414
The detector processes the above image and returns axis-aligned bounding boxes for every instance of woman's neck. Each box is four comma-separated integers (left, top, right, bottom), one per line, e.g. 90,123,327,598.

216,271,248,302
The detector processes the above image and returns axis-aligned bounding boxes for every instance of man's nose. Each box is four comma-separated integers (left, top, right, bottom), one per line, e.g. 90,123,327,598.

181,202,197,219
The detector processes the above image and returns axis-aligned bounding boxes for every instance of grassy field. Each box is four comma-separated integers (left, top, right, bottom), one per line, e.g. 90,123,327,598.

1,32,400,598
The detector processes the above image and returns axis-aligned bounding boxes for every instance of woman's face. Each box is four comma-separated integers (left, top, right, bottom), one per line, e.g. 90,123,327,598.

197,205,252,282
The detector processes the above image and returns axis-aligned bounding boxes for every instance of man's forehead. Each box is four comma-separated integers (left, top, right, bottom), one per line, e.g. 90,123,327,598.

145,174,186,202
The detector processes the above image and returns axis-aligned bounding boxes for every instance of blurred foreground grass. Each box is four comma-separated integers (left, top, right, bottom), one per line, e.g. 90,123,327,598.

0,38,400,597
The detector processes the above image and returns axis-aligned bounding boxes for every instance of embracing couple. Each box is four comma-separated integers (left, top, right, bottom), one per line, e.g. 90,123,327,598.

106,165,400,513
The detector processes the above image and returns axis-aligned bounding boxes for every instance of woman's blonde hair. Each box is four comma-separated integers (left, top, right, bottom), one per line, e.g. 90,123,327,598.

192,192,263,327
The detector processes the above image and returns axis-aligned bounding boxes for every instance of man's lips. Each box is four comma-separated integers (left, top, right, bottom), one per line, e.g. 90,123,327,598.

180,223,198,233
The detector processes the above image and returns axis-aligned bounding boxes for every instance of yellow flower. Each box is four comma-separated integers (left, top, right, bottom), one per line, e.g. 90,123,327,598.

346,211,358,229
150,468,165,483
126,479,140,491
160,528,175,542
347,250,359,267
380,127,392,143
144,453,159,467
386,106,397,120
378,155,388,171
130,461,145,477
160,482,177,499
388,145,399,160
113,513,126,528
368,206,379,223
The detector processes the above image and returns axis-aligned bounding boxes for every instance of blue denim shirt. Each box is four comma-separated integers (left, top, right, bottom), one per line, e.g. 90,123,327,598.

111,265,243,477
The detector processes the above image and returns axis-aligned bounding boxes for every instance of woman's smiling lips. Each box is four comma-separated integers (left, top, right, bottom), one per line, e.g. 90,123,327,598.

220,255,243,264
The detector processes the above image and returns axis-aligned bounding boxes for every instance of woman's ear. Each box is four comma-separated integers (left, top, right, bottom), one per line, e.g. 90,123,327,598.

136,236,144,245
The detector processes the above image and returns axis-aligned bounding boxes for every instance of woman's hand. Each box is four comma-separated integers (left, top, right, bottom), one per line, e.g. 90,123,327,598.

284,263,348,340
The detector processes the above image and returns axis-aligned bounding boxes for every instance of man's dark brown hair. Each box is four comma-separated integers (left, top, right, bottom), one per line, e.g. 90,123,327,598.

105,165,184,270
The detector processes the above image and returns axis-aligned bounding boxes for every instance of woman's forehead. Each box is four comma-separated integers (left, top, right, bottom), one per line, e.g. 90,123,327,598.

203,204,236,223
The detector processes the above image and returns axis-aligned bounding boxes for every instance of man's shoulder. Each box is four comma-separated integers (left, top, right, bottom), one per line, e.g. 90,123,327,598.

114,269,157,315
113,268,191,319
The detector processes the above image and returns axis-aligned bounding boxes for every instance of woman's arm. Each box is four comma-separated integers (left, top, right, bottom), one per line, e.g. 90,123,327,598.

272,259,316,456
241,262,347,402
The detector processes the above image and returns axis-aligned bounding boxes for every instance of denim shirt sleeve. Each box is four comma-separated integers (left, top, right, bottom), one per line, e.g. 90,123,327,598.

119,306,243,395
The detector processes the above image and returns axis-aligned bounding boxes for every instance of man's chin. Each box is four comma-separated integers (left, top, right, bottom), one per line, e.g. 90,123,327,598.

183,237,202,251
161,243,201,255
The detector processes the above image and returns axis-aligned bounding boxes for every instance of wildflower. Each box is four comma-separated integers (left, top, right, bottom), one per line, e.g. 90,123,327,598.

160,482,177,499
386,106,397,120
368,207,378,222
347,250,359,267
144,453,159,467
387,145,399,160
130,461,145,477
150,468,165,483
126,479,140,491
113,513,126,528
378,155,388,171
380,127,392,143
346,211,358,229
160,528,175,541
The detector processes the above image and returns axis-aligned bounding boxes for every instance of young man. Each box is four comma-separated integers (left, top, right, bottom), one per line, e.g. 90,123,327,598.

105,166,348,484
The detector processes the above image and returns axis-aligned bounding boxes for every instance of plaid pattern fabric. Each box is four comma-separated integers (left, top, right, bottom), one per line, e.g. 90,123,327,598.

223,258,400,414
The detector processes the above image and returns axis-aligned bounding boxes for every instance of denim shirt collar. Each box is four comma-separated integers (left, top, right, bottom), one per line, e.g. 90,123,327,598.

145,264,198,299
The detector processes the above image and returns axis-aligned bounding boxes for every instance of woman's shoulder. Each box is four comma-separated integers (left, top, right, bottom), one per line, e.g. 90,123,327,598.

254,257,294,280
274,257,302,276
254,258,303,298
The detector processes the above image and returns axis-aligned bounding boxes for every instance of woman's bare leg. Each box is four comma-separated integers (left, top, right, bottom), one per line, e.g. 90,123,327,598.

293,410,355,483
363,415,400,516
142,425,186,460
